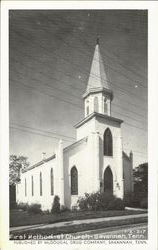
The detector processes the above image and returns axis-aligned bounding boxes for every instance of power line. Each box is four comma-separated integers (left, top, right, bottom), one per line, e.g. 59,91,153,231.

11,80,147,133
11,62,147,123
10,126,147,156
11,55,147,113
12,80,83,110
123,122,147,132
12,77,147,127
9,26,147,132
11,29,147,104
15,31,147,100
10,11,147,87
81,35,147,84
123,148,147,155
10,42,147,109
11,122,76,140
32,14,148,84
10,126,74,142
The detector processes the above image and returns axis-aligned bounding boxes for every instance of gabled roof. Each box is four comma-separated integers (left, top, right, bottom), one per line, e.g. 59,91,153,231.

64,137,88,152
22,137,88,173
22,154,56,173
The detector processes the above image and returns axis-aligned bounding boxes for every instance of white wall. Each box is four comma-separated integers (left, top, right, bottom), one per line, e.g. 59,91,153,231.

16,115,131,210
16,157,57,211
76,117,96,140
95,116,124,199
63,138,93,208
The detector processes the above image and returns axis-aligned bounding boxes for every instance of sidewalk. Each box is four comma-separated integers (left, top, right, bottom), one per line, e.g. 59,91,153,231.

10,213,148,233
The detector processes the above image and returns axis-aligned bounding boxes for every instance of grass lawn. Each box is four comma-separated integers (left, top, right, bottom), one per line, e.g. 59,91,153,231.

10,209,147,227
10,216,148,240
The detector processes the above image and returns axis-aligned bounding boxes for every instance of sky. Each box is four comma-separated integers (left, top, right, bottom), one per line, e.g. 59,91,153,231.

9,10,147,168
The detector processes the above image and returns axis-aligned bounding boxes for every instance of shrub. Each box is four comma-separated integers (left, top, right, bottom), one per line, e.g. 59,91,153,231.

77,196,88,210
86,192,100,211
27,203,42,214
17,202,29,211
108,198,125,210
140,197,148,209
43,209,50,215
51,195,60,213
60,205,70,213
124,192,148,209
124,192,140,207
77,192,124,211
71,205,78,211
96,192,115,210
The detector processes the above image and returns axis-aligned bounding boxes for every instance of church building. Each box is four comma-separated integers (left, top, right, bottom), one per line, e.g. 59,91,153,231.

16,40,133,210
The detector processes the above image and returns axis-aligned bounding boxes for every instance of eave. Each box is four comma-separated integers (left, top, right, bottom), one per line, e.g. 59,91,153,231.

74,112,123,129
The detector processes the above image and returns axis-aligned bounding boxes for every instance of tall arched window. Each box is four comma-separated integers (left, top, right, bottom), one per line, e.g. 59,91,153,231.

104,128,113,156
31,176,34,196
94,96,99,112
86,106,89,116
104,99,108,114
71,166,78,195
40,172,42,196
50,168,54,195
25,178,27,196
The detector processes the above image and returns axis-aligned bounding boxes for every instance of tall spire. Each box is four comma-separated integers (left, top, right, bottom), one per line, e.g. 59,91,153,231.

83,40,113,117
86,40,111,92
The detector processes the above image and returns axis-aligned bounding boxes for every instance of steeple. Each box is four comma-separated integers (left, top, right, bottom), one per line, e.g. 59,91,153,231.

86,39,111,91
83,40,113,117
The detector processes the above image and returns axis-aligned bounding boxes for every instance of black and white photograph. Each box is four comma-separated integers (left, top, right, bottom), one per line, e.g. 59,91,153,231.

8,9,148,241
1,1,158,249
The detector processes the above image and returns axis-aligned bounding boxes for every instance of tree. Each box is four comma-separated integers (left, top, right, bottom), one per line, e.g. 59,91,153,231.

51,195,60,213
9,155,30,185
133,162,148,195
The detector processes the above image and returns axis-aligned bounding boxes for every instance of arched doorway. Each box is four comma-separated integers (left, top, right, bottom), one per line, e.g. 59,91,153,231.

104,167,113,194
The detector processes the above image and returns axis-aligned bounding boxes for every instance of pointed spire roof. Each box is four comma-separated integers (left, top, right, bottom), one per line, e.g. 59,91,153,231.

87,39,111,91
83,39,113,100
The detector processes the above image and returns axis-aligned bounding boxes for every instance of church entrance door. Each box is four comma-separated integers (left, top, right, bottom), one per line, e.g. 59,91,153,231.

104,167,113,194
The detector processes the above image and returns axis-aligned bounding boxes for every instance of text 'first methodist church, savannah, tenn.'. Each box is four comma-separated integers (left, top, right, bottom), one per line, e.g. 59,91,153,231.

16,40,133,210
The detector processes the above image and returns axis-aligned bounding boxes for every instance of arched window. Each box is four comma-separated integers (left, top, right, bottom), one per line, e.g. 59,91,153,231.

86,106,89,116
31,176,34,196
94,96,99,112
104,128,113,156
50,168,54,195
104,99,108,114
40,172,42,196
71,166,78,195
25,178,27,196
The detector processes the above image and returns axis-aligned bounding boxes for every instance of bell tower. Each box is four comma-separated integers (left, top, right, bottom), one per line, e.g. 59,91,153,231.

83,39,113,117
74,39,124,200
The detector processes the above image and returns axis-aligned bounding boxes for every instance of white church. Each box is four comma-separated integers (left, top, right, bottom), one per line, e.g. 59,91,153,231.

16,40,133,210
